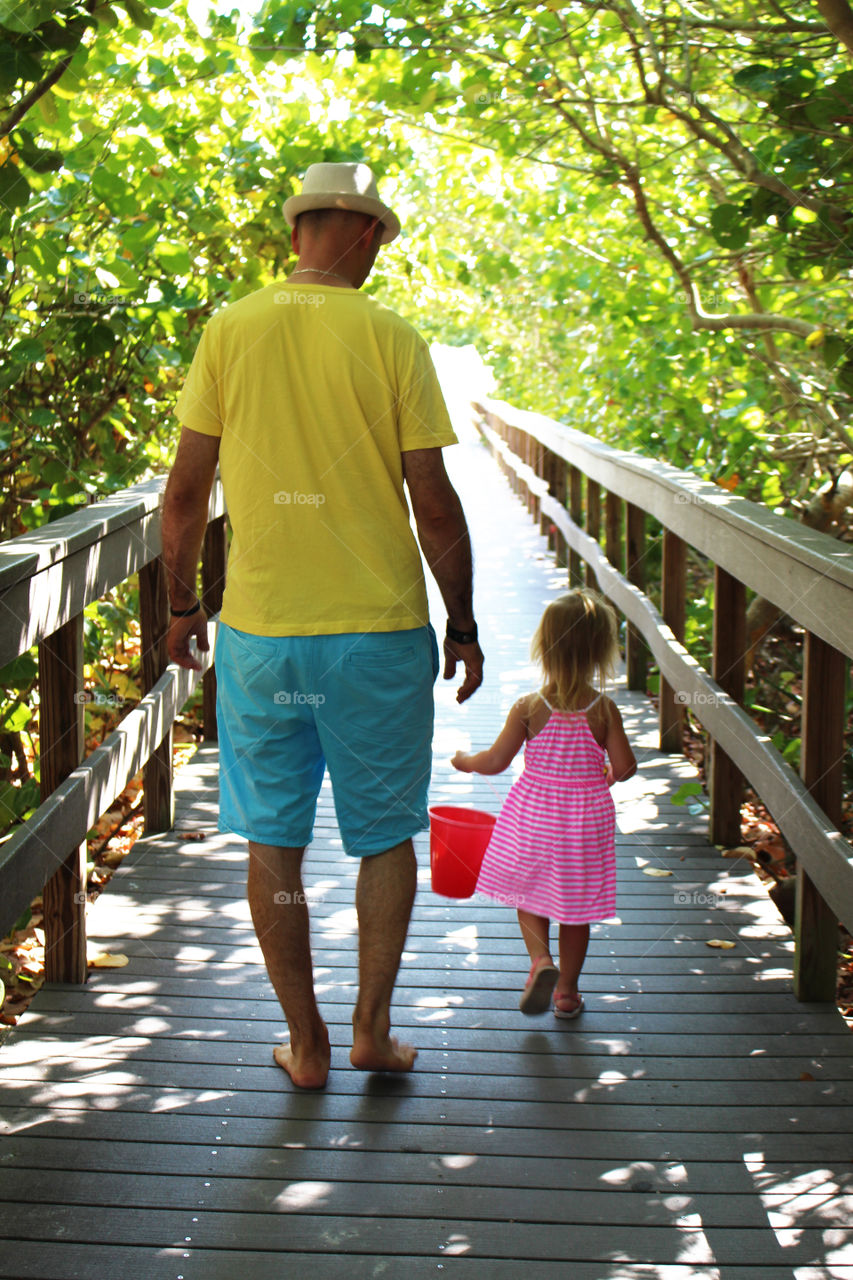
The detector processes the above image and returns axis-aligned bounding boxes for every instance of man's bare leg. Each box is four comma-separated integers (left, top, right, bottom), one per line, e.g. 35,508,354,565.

350,838,418,1072
248,842,330,1089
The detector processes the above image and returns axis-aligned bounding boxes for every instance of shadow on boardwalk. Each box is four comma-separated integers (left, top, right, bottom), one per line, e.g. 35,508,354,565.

0,427,851,1279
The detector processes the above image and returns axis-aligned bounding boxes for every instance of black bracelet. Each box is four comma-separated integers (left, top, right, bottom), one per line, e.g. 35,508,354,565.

170,600,201,618
446,620,478,645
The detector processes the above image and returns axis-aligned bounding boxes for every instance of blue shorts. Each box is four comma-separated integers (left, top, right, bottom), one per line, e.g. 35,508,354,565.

215,624,440,856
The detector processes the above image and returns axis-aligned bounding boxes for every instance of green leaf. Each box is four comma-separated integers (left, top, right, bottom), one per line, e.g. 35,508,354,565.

0,702,31,732
709,204,749,250
121,0,155,28
8,337,46,364
672,781,703,806
0,652,38,689
0,162,32,211
836,358,853,396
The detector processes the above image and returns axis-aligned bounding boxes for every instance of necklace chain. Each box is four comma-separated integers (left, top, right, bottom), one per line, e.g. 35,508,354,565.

289,268,353,286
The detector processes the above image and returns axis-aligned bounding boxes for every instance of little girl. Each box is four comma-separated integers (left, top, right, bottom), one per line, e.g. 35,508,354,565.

452,589,637,1019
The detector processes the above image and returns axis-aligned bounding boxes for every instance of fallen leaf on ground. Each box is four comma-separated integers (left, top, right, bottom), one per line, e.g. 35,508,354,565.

722,846,755,858
642,866,673,877
88,953,129,968
706,939,736,949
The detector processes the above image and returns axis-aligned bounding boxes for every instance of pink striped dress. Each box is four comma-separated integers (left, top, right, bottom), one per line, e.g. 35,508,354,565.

475,694,616,924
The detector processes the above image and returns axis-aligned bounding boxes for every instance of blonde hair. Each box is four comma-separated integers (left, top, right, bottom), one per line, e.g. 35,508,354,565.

531,589,619,711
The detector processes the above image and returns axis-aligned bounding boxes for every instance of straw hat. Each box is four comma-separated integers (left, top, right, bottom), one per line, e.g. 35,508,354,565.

282,162,401,244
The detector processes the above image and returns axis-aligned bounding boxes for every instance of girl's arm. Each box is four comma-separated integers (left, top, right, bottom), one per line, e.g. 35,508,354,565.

452,698,528,775
603,701,637,785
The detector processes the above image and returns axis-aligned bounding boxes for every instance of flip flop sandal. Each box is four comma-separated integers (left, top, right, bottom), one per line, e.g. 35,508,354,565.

553,993,585,1020
519,956,559,1015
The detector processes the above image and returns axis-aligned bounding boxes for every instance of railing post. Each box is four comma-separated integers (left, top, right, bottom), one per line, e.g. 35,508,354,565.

524,432,535,515
139,557,174,832
39,614,87,984
794,632,845,1001
202,514,227,742
709,567,746,845
625,502,647,692
659,529,686,752
605,490,622,571
568,465,583,587
540,448,553,545
553,457,569,570
586,479,601,590
530,436,541,523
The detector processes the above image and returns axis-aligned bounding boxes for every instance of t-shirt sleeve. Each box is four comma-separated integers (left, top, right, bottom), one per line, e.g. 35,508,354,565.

174,321,224,437
397,336,458,452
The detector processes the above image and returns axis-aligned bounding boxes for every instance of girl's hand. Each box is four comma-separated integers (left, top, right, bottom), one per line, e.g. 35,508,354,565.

604,764,615,787
451,751,473,773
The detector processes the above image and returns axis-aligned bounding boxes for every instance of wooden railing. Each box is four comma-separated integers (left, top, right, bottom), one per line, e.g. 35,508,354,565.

475,399,853,1002
0,476,226,982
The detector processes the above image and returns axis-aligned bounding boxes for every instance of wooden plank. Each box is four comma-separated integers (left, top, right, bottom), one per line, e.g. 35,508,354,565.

479,398,853,658
0,1200,846,1262
4,1102,852,1161
569,464,583,586
37,615,87,984
709,566,746,846
585,477,600,590
625,501,647,692
139,555,173,833
3,1139,848,1196
3,1245,806,1280
659,529,685,752
795,631,847,1001
552,455,568,569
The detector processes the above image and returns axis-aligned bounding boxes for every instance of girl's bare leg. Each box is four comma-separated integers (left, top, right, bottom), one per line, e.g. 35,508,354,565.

556,923,590,1001
517,909,552,963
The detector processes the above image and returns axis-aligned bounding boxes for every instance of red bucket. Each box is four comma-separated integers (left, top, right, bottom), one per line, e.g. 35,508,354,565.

429,805,496,898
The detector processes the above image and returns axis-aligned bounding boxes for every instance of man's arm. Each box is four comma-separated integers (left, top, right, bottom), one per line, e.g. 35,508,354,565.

402,446,484,703
161,426,221,670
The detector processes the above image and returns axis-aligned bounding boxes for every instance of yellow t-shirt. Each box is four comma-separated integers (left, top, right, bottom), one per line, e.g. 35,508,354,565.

174,282,457,635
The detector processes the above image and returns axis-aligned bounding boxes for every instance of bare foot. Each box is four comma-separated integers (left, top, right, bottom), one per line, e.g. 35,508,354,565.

350,1032,417,1073
273,1034,330,1089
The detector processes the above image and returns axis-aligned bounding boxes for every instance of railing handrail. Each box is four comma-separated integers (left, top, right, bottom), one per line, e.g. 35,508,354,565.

0,474,227,971
0,478,226,671
478,399,853,660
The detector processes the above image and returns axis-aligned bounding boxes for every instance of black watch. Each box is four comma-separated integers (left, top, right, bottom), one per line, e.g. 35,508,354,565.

446,620,478,645
170,600,201,618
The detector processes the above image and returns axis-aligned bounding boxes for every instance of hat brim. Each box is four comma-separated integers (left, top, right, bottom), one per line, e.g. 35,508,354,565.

282,192,400,244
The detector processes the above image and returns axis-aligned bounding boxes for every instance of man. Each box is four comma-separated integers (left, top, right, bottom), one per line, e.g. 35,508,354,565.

161,162,483,1089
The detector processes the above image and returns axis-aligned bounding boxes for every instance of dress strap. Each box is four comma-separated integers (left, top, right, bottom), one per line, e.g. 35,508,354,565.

580,691,604,713
537,691,554,711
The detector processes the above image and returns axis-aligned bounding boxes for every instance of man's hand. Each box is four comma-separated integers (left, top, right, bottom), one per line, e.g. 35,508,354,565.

167,609,210,671
443,637,484,704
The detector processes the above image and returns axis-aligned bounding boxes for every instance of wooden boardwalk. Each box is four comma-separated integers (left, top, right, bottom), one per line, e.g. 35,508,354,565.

1,427,852,1279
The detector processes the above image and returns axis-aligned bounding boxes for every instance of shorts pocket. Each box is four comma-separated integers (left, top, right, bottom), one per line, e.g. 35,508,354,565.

345,631,423,669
